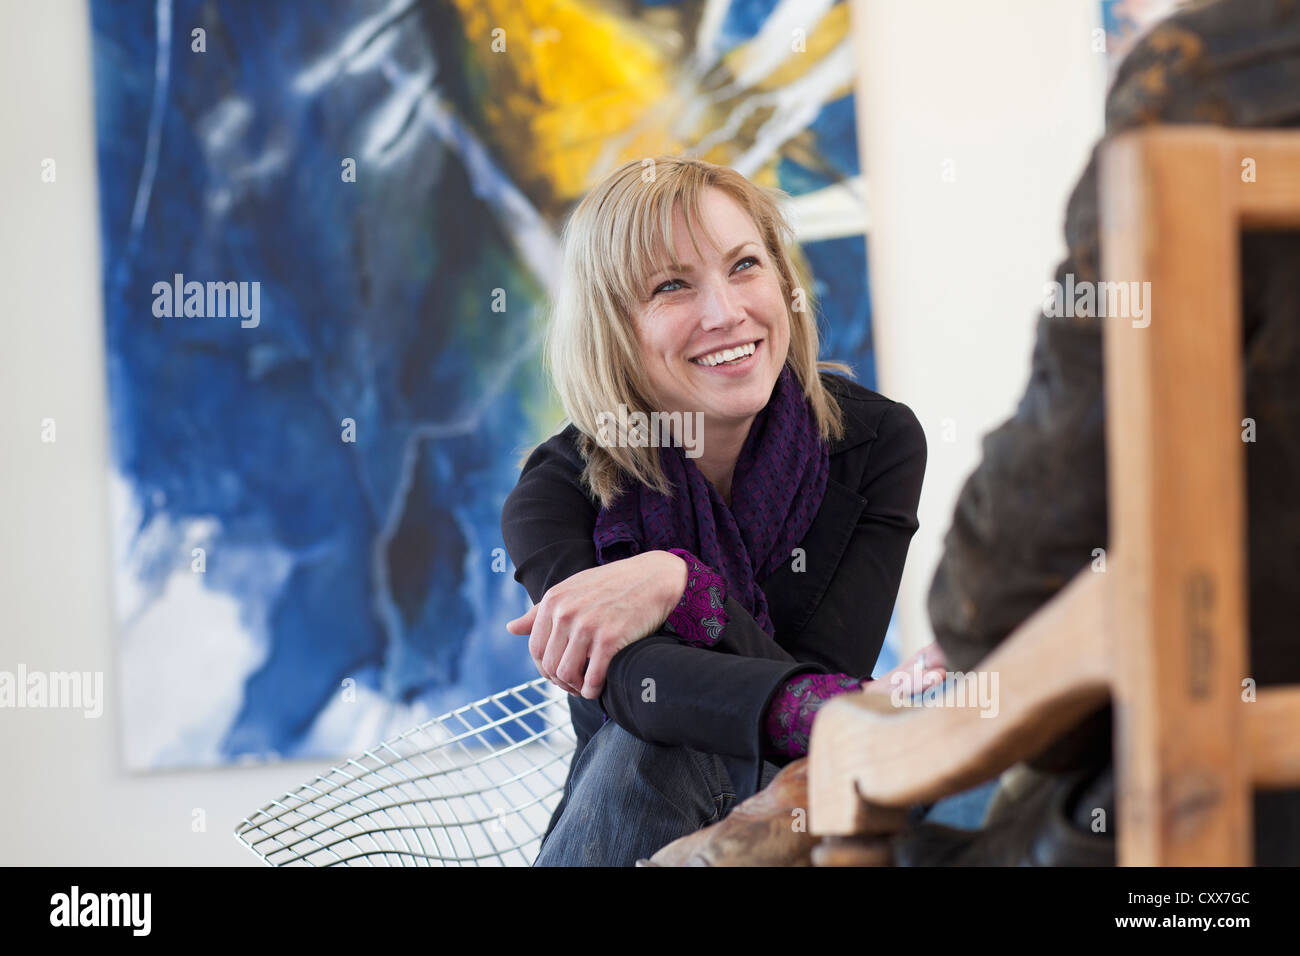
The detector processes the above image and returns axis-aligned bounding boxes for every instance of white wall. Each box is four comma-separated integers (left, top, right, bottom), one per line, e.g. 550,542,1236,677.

851,0,1107,655
0,0,321,866
0,0,1105,864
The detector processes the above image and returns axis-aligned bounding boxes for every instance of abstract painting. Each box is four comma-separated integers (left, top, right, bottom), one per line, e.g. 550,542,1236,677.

90,0,875,770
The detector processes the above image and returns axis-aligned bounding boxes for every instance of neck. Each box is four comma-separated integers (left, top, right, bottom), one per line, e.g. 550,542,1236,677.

694,414,754,505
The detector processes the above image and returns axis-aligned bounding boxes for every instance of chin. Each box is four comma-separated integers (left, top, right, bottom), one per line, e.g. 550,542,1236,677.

712,389,769,419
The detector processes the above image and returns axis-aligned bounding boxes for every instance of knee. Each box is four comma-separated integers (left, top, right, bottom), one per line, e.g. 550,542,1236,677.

574,721,721,819
535,723,714,867
585,719,653,760
576,720,681,787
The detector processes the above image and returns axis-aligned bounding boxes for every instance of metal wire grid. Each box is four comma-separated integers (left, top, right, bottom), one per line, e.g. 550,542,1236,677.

234,677,577,866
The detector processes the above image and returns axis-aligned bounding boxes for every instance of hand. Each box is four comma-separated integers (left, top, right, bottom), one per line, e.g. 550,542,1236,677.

860,641,947,696
506,551,689,699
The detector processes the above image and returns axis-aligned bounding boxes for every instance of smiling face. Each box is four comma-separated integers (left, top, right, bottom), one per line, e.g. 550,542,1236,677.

629,187,791,438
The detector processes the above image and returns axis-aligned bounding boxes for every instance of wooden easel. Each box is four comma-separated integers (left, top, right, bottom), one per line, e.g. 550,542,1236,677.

808,127,1300,866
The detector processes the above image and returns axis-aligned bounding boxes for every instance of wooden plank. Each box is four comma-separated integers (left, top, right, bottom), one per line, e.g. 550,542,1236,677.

1246,687,1300,788
809,571,1110,835
1227,129,1300,228
1100,128,1252,865
806,127,1300,865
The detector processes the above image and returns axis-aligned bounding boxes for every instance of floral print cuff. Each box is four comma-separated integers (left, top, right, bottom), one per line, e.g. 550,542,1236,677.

661,548,728,648
763,672,864,759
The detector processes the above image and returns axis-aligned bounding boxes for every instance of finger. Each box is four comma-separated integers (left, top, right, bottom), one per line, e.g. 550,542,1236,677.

507,604,538,634
528,601,556,669
580,649,610,700
535,610,581,696
552,671,582,696
549,676,579,696
556,630,592,696
541,619,572,690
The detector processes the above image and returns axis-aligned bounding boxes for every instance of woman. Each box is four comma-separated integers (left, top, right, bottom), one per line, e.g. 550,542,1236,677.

500,156,942,867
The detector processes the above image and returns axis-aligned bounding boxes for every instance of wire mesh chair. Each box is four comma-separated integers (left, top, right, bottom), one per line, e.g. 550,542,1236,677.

234,677,576,866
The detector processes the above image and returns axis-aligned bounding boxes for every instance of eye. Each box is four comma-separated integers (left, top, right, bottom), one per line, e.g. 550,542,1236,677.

651,256,758,296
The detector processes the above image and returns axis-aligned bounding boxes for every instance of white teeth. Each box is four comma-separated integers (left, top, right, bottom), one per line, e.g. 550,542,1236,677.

693,341,757,367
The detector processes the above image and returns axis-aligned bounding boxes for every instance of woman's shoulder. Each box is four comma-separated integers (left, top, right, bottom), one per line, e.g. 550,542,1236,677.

818,370,923,452
503,423,600,529
819,369,896,406
514,422,587,481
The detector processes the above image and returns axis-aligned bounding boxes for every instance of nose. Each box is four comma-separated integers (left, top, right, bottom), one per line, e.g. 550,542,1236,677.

698,274,746,331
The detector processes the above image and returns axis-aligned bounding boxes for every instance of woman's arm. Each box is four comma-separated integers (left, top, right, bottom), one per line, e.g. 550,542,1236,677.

500,430,802,684
598,397,929,762
506,548,687,698
502,396,928,764
779,397,929,676
762,644,947,759
501,432,824,760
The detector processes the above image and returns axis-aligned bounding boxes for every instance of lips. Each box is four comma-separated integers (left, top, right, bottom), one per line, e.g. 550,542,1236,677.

690,339,762,374
690,339,761,367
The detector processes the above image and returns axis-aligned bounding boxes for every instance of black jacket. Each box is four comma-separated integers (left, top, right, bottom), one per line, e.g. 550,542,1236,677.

501,371,926,804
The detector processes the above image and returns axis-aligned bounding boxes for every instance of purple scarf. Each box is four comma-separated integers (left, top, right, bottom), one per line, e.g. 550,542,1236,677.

592,363,829,637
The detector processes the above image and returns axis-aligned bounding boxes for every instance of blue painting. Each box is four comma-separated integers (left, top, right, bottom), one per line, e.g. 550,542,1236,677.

90,0,876,770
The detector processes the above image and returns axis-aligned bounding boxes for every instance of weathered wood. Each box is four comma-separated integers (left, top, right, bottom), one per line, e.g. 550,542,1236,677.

809,127,1300,866
810,835,894,868
1247,688,1300,788
1102,128,1251,865
809,570,1109,836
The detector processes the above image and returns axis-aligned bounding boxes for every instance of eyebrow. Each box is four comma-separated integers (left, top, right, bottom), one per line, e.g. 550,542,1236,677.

648,242,758,280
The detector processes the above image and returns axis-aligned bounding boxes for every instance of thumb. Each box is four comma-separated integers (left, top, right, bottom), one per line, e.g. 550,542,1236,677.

506,604,538,633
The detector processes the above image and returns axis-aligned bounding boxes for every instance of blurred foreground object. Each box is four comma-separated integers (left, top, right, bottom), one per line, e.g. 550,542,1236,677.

808,123,1300,866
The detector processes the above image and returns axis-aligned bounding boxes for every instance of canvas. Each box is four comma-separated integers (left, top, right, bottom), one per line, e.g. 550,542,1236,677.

89,0,875,770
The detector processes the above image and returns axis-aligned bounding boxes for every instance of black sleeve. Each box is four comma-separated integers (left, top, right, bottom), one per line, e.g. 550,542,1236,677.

501,436,598,606
599,399,927,756
499,432,822,759
501,392,929,761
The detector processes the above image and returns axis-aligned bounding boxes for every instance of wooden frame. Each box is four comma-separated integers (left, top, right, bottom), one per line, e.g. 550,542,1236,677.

808,127,1300,866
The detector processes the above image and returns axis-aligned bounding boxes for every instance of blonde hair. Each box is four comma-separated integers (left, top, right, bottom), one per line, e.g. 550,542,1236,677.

525,155,853,509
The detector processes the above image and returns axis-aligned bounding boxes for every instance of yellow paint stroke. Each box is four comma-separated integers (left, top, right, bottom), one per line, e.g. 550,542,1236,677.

449,0,680,206
726,1,848,91
448,0,852,208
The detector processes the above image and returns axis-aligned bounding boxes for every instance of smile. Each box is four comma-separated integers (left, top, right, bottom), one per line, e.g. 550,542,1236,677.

691,340,760,368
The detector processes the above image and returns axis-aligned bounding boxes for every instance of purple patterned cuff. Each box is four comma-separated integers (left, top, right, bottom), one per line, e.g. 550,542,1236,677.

763,672,864,759
661,548,728,648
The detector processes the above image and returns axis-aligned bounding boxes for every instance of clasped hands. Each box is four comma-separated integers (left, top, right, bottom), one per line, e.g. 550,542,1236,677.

507,549,948,700
506,550,688,700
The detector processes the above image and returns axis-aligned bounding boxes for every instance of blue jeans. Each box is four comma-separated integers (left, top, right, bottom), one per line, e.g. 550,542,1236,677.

533,720,998,866
534,720,782,867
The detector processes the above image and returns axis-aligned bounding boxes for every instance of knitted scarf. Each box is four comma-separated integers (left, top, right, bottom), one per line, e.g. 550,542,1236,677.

592,363,829,637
